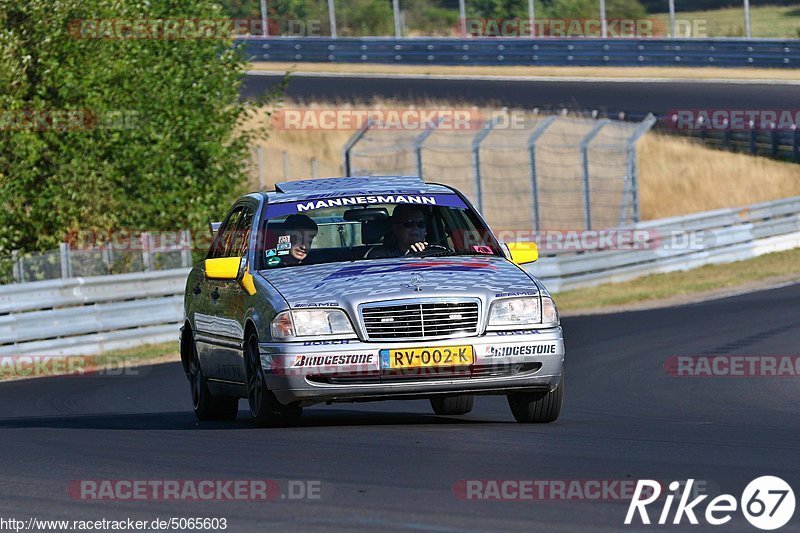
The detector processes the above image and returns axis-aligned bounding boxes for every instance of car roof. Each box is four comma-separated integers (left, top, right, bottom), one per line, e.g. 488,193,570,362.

262,176,455,203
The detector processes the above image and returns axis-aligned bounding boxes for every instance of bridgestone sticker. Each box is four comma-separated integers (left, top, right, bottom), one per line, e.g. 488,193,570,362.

292,354,374,367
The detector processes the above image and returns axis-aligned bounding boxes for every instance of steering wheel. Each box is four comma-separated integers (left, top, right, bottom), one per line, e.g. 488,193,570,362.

408,244,454,257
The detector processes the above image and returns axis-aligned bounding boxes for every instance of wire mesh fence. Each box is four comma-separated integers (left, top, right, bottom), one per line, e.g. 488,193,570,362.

7,231,193,284
343,111,655,232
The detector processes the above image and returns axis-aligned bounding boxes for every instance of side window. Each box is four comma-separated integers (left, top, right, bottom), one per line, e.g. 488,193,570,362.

209,207,243,259
230,207,254,258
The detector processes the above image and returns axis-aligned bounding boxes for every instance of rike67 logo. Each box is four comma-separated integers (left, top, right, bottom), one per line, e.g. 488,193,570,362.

626,477,795,530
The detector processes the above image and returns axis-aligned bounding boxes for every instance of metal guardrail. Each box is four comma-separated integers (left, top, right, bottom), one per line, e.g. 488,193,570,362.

0,269,189,356
2,195,799,355
532,195,800,292
238,37,800,68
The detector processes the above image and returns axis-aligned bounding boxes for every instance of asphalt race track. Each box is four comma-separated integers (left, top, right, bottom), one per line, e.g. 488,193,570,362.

241,73,800,115
1,283,798,531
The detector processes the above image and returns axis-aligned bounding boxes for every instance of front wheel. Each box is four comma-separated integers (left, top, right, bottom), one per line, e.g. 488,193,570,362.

245,332,302,427
187,338,238,421
430,394,475,416
507,374,563,423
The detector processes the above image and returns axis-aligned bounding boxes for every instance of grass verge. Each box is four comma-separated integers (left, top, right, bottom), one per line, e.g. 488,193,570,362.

250,62,800,82
553,247,800,314
653,5,800,39
0,342,179,382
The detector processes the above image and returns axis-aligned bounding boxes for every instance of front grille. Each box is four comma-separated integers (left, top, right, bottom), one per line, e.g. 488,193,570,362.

360,300,480,340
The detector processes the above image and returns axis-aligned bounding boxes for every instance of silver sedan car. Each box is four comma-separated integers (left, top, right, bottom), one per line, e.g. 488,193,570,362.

181,176,564,426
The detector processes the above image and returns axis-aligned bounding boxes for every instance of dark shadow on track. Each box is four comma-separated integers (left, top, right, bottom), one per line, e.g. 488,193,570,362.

0,409,498,431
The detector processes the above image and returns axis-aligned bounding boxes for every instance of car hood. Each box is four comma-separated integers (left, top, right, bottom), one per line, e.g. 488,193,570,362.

259,256,540,308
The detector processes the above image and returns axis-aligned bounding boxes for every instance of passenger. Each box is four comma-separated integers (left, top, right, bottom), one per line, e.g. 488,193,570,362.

367,205,428,258
281,214,318,266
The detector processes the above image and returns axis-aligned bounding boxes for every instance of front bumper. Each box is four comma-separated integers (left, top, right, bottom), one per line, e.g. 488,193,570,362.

259,328,564,405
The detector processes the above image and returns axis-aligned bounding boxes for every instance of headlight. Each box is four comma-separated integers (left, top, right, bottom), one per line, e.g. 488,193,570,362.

487,296,559,329
270,309,356,339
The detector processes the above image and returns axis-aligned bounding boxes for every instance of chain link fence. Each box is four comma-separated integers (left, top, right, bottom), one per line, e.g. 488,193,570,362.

344,112,655,232
7,231,193,284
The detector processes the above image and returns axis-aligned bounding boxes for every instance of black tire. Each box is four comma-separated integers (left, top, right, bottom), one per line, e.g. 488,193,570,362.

430,394,475,416
187,337,239,421
245,332,302,427
507,374,564,423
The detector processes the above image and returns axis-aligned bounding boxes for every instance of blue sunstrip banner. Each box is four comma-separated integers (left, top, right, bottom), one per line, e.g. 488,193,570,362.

265,193,468,218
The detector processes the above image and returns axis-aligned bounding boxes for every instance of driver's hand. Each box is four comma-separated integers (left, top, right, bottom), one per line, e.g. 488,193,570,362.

409,241,428,253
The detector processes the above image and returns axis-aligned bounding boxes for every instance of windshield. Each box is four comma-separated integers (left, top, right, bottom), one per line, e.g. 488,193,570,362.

258,193,502,269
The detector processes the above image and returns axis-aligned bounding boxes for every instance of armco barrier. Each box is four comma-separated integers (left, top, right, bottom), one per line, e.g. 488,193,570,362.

1,195,799,355
0,269,189,356
238,37,800,68
531,195,800,292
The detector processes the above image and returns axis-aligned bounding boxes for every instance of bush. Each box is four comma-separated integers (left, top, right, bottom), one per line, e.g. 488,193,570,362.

0,0,281,257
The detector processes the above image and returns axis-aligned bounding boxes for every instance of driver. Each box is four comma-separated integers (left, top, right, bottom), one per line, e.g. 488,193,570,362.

367,204,428,258
281,214,318,266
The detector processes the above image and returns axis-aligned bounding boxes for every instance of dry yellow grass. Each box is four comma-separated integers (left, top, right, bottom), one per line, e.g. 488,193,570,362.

245,100,800,223
250,62,800,82
638,134,800,219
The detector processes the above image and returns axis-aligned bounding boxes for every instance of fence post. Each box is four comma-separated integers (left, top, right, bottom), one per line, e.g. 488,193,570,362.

341,118,373,176
392,0,401,37
257,146,266,189
624,114,657,224
12,250,21,283
311,157,319,179
102,241,113,273
60,242,73,279
142,232,152,272
181,229,192,268
599,0,607,38
579,119,611,231
470,117,503,214
527,116,557,233
771,128,779,158
259,0,269,37
413,117,443,180
328,0,337,38
458,0,466,36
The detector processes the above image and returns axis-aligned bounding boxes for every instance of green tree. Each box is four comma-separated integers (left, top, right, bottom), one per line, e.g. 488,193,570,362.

0,0,280,259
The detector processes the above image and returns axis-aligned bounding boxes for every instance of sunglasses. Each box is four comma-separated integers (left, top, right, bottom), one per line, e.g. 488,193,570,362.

399,219,426,229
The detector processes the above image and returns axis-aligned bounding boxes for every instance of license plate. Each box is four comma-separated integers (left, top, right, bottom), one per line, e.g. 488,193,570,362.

380,346,474,369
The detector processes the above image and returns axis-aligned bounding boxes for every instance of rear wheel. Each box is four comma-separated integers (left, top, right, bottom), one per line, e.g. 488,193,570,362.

187,338,238,421
245,332,302,427
507,374,563,423
430,394,474,416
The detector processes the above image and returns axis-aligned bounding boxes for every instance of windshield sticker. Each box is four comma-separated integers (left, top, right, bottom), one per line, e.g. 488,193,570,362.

472,245,493,254
278,235,290,244
266,256,281,267
277,242,291,251
266,193,468,218
266,249,277,257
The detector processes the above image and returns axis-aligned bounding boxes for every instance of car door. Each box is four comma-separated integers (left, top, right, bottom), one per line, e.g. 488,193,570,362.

195,206,244,380
202,203,255,383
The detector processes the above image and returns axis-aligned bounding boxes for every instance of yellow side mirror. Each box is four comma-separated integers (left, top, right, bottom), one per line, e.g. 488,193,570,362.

204,257,243,280
506,242,538,265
